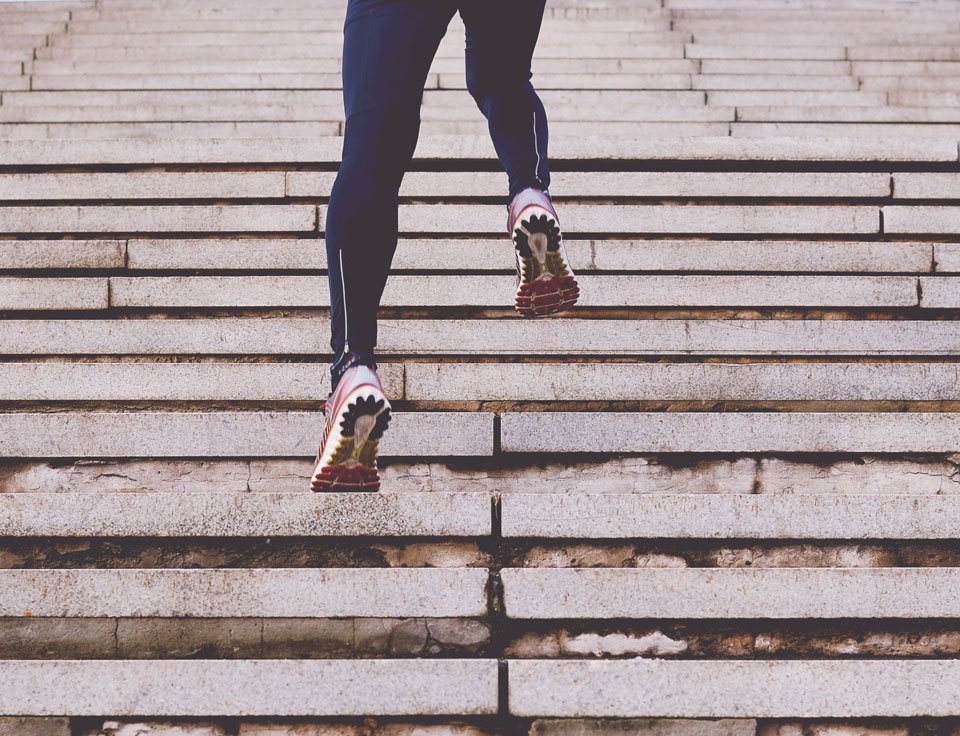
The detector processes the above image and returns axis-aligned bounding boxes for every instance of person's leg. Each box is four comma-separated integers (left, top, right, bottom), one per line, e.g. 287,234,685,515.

458,1,579,318
458,0,550,200
326,0,456,389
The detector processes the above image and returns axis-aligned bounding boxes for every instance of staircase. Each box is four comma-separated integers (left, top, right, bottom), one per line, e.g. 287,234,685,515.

2,0,960,733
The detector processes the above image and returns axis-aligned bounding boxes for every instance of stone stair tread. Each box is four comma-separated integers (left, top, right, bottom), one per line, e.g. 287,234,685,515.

508,659,960,717
1,137,954,164
0,568,488,617
501,567,960,618
500,412,960,453
0,659,499,716
4,318,957,355
0,411,493,458
499,492,960,538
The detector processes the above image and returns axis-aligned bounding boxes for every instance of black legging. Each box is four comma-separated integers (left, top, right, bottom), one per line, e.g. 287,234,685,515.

325,0,551,381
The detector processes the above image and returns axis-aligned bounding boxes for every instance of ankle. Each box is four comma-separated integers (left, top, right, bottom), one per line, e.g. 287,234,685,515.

330,351,377,393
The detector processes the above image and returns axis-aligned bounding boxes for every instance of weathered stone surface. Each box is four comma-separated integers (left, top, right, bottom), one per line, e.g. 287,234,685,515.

892,172,960,199
97,721,230,736
117,618,261,659
936,244,960,272
0,568,488,617
0,411,493,458
500,493,960,539
884,207,960,234
501,568,960,618
0,362,404,400
107,274,914,308
529,719,755,736
501,412,960,453
756,457,960,495
0,172,285,199
5,318,959,356
239,724,493,736
0,718,71,736
0,239,124,269
508,659,960,716
0,205,316,233
260,618,353,658
560,631,688,657
757,724,908,736
919,276,960,307
0,492,491,536
0,617,116,658
0,277,108,310
0,660,499,716
387,204,881,235
406,362,960,401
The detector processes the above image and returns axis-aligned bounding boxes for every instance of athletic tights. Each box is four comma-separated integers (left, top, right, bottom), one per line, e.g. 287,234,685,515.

325,0,551,385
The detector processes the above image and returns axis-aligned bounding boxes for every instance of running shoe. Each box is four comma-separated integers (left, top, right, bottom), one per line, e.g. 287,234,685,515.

507,187,579,317
309,364,391,492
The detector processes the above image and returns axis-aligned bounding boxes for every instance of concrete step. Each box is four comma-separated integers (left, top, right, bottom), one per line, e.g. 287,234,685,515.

0,492,491,537
0,362,405,401
500,493,960,539
0,171,895,201
100,274,918,309
732,122,960,138
502,567,960,618
500,412,960,453
43,237,928,274
0,206,317,233
4,318,956,355
0,412,493,458
0,660,499,716
0,277,107,311
737,105,960,122
509,660,960,717
0,204,891,236
3,137,951,164
4,361,955,402
404,362,960,401
0,568,488,617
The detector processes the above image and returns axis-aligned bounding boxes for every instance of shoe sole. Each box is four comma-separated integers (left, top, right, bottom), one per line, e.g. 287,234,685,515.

310,384,391,493
512,205,579,318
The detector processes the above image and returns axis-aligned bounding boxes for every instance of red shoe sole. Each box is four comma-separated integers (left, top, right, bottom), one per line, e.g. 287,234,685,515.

515,275,580,317
310,463,381,493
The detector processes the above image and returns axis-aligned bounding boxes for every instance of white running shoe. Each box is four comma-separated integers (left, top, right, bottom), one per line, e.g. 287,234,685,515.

507,187,579,317
309,364,391,492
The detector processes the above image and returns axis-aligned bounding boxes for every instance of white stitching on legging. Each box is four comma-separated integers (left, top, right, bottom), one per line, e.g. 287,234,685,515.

532,109,541,186
339,249,350,352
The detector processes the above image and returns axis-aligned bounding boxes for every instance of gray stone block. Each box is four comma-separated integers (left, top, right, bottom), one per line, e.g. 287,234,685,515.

508,659,960,716
0,718,71,736
386,204,881,234
108,274,915,308
0,239,125,269
919,276,959,307
0,411,494,458
935,243,960,272
501,567,960,618
0,568,488,617
405,362,960,401
500,493,960,539
500,412,960,453
0,205,316,233
4,318,959,356
895,173,960,198
528,719,757,736
0,277,108,310
884,206,960,234
0,492,492,537
0,172,285,199
0,659,499,715
0,362,404,401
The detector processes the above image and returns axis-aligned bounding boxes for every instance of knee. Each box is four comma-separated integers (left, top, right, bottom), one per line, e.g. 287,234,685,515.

466,65,532,108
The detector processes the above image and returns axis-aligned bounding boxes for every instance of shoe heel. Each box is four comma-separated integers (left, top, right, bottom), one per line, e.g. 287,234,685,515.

311,392,392,493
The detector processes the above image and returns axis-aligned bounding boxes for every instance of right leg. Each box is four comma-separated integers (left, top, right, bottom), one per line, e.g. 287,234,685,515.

325,0,456,389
